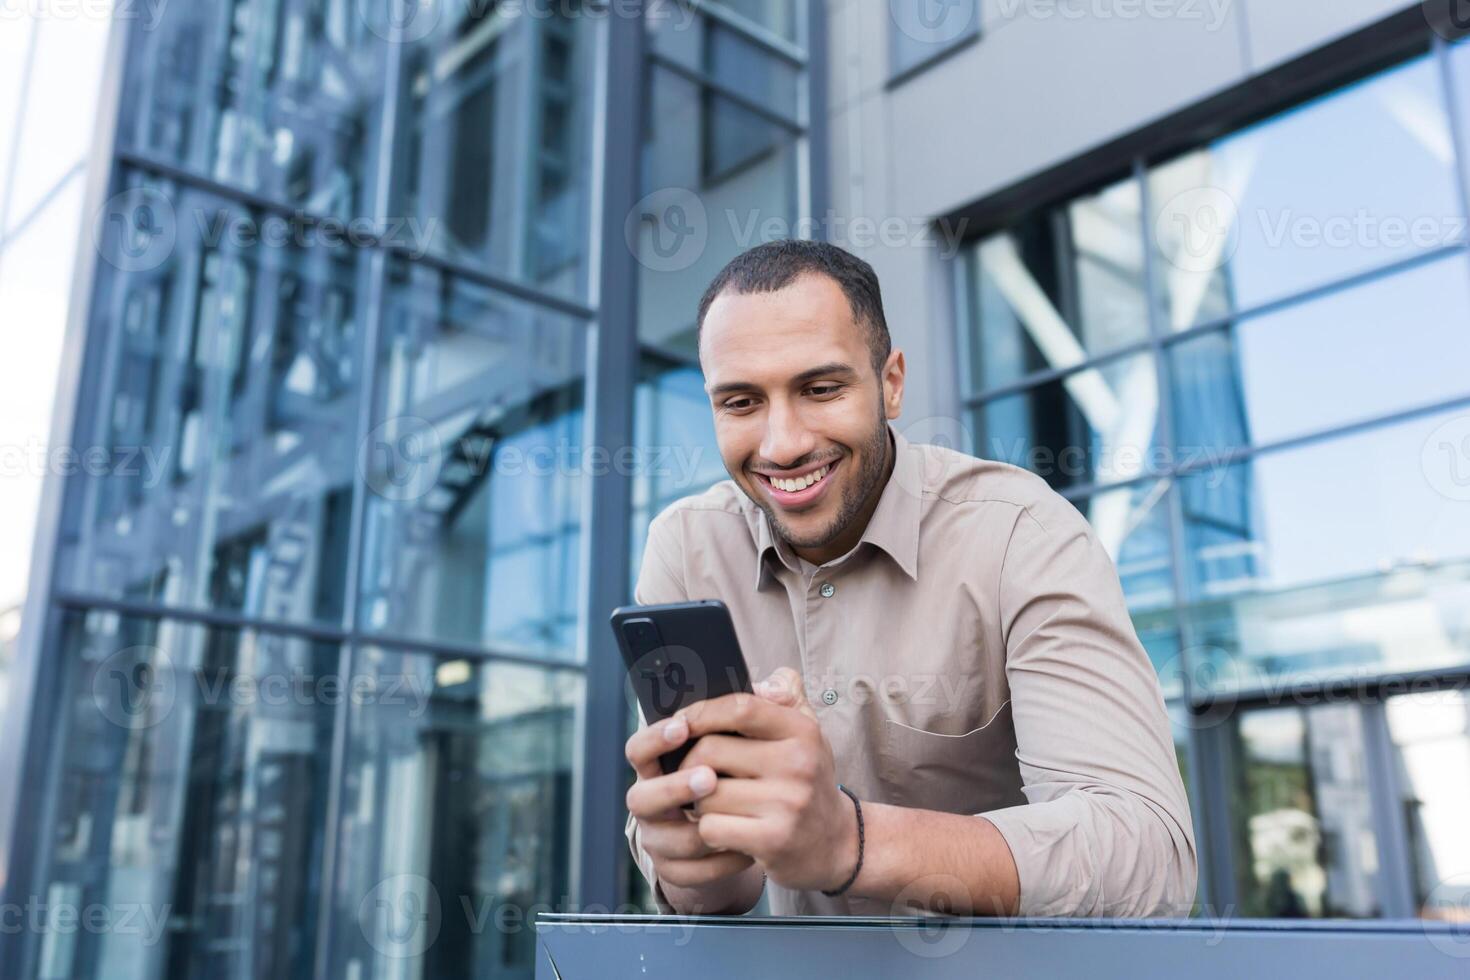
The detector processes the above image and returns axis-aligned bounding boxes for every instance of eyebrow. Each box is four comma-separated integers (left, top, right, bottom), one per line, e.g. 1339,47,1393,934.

707,362,860,399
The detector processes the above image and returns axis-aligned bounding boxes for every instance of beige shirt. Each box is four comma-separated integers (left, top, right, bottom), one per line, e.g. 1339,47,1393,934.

626,425,1196,918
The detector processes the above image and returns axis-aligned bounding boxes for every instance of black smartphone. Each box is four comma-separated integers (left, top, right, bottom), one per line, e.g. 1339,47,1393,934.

610,599,753,776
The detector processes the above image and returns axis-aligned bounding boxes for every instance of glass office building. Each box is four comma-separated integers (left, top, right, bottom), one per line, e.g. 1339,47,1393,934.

957,36,1470,920
2,3,1470,979
0,2,817,978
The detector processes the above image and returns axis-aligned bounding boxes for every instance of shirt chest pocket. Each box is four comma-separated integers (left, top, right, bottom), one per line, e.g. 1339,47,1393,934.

876,700,1027,816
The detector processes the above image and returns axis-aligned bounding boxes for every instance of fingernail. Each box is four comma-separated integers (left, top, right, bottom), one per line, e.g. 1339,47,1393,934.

689,768,715,796
663,717,687,743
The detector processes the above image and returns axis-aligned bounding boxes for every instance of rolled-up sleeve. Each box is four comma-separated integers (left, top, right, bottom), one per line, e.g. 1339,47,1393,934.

624,509,689,912
979,504,1197,917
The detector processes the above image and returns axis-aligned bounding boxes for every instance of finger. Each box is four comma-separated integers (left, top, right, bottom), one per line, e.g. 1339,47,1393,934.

625,715,689,780
677,734,775,780
682,690,808,741
693,776,773,818
755,667,819,722
626,766,716,818
656,851,755,891
639,818,718,861
696,813,768,856
754,667,805,706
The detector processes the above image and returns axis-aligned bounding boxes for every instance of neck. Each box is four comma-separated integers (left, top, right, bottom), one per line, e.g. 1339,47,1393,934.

791,426,895,566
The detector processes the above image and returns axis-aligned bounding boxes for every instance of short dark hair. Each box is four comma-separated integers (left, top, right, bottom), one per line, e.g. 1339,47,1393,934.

696,239,892,375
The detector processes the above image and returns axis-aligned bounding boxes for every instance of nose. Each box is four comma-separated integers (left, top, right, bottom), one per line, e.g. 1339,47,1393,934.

759,396,818,470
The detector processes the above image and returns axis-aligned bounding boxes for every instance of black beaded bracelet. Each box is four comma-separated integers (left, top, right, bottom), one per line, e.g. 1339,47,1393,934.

821,784,864,897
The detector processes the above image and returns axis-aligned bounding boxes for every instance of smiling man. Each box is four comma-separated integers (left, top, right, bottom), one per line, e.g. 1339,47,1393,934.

623,240,1196,918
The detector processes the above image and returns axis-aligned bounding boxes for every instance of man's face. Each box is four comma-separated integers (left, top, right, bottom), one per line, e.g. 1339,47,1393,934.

699,273,904,562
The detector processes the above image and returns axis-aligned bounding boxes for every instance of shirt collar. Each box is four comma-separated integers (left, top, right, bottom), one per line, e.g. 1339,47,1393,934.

752,424,923,590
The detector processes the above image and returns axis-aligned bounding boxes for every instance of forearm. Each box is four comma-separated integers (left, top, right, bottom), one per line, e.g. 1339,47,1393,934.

659,862,765,915
843,802,1020,916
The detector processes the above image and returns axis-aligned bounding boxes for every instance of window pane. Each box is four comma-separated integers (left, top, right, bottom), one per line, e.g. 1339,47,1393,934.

1169,255,1470,454
120,1,390,220
1386,690,1470,918
1067,481,1178,693
1149,56,1462,329
637,65,800,349
630,357,727,587
1230,705,1380,918
44,609,338,977
358,263,587,660
962,176,1149,393
889,0,979,76
704,0,804,43
60,176,364,627
331,648,581,977
649,11,800,122
973,352,1159,491
1179,409,1470,692
401,6,595,298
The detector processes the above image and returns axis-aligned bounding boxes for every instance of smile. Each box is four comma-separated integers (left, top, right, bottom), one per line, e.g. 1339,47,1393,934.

755,459,840,508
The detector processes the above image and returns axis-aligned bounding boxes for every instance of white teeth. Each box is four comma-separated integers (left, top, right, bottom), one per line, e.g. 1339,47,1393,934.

771,464,829,493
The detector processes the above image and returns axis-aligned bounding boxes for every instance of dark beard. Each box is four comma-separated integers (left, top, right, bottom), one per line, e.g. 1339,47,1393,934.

762,405,891,553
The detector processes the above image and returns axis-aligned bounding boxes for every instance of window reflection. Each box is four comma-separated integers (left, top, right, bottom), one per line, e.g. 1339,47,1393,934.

962,175,1149,392
972,351,1159,491
1230,705,1379,918
62,177,363,626
122,0,389,218
1169,255,1470,453
638,65,801,347
1149,55,1461,329
46,610,338,978
359,263,587,659
1179,409,1470,693
630,356,728,584
400,3,594,297
1385,689,1470,918
333,648,580,977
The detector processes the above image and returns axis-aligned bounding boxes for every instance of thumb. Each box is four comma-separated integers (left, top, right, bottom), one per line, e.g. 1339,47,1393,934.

755,667,816,718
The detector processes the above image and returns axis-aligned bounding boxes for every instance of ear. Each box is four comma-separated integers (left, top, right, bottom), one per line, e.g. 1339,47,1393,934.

880,349,906,420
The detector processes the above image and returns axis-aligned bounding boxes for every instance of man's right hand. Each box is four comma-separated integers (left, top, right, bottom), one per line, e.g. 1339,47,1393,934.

625,713,763,913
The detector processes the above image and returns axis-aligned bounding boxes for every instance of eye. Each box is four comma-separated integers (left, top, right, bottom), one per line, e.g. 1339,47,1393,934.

805,384,844,397
722,397,756,412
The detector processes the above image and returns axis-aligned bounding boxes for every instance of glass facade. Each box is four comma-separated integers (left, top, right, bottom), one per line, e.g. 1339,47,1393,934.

2,3,818,978
959,42,1470,919
9,5,1470,977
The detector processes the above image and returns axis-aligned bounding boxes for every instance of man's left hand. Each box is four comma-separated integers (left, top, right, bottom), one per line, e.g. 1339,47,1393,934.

675,667,860,894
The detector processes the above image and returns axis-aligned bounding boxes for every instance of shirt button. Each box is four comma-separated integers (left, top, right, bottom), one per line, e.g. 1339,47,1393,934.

822,689,839,705
819,583,835,598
